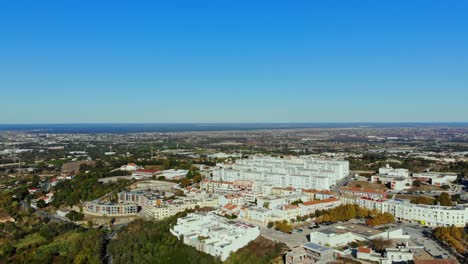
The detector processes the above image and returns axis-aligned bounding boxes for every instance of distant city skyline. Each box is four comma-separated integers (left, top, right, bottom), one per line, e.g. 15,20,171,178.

1,1,467,123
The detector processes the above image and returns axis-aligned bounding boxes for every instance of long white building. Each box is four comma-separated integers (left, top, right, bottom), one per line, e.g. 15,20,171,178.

170,212,260,261
342,197,468,227
212,156,349,190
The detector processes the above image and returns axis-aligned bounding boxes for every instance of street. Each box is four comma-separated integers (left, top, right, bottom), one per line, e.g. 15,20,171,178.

402,225,452,258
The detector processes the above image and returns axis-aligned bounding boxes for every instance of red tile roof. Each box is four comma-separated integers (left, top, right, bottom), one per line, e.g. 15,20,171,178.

357,247,371,253
340,186,386,195
302,198,340,206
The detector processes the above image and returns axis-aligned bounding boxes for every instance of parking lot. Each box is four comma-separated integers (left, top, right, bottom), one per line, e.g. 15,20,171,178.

259,226,309,248
402,225,452,258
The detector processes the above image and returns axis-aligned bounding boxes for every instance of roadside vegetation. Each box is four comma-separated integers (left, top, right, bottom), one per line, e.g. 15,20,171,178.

0,213,103,263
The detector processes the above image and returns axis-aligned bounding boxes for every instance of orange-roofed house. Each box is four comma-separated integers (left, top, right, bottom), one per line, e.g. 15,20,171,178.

339,186,387,200
300,198,341,215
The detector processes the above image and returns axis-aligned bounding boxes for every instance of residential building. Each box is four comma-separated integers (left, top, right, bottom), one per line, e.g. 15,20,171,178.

342,197,468,227
339,187,387,199
159,169,189,180
285,242,334,264
309,223,409,247
83,200,139,216
140,196,218,220
118,191,164,207
379,164,409,178
212,156,349,190
371,174,412,191
120,163,139,171
219,193,245,206
170,212,260,261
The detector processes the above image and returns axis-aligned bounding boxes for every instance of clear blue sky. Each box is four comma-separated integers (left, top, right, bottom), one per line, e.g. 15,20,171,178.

1,0,467,123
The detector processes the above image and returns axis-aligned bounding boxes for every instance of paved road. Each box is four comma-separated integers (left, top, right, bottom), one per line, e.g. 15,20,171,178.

402,225,452,258
332,174,353,192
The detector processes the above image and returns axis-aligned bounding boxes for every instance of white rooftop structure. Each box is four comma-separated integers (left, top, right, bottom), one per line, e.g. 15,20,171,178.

212,156,349,190
170,212,260,261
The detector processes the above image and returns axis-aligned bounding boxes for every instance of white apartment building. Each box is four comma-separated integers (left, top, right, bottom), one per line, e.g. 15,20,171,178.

118,191,164,207
140,197,219,220
212,156,349,190
170,212,260,261
342,197,468,227
200,179,273,196
370,174,412,191
83,200,139,216
218,193,245,206
379,164,409,178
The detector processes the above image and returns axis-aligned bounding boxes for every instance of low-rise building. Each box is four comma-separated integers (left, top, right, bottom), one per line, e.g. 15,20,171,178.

120,163,139,171
339,187,387,200
379,164,409,178
309,223,409,247
158,169,189,180
285,242,334,264
412,172,458,186
131,169,158,179
219,193,245,206
371,175,412,191
83,200,139,216
299,198,341,216
140,196,218,220
342,197,468,227
170,212,260,261
118,191,164,207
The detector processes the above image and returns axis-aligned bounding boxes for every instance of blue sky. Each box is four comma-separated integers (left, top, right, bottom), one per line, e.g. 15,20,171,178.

0,0,467,123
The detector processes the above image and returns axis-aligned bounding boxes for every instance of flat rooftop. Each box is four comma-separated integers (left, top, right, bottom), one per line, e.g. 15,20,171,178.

318,223,383,238
302,242,333,253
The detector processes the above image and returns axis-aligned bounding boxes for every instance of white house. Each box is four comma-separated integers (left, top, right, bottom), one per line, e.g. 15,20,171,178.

170,212,260,261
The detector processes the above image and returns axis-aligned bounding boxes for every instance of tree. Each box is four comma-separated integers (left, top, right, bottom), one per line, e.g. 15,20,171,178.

370,237,392,252
411,196,433,205
366,212,394,226
267,222,274,228
436,192,452,206
193,174,202,183
36,200,46,209
413,180,422,187
66,210,84,221
157,176,166,181
180,178,192,188
274,220,292,233
291,199,303,206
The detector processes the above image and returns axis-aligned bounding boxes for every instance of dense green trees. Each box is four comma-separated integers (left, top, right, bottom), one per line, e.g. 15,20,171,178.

66,210,84,221
51,174,130,207
109,213,222,264
0,215,103,263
